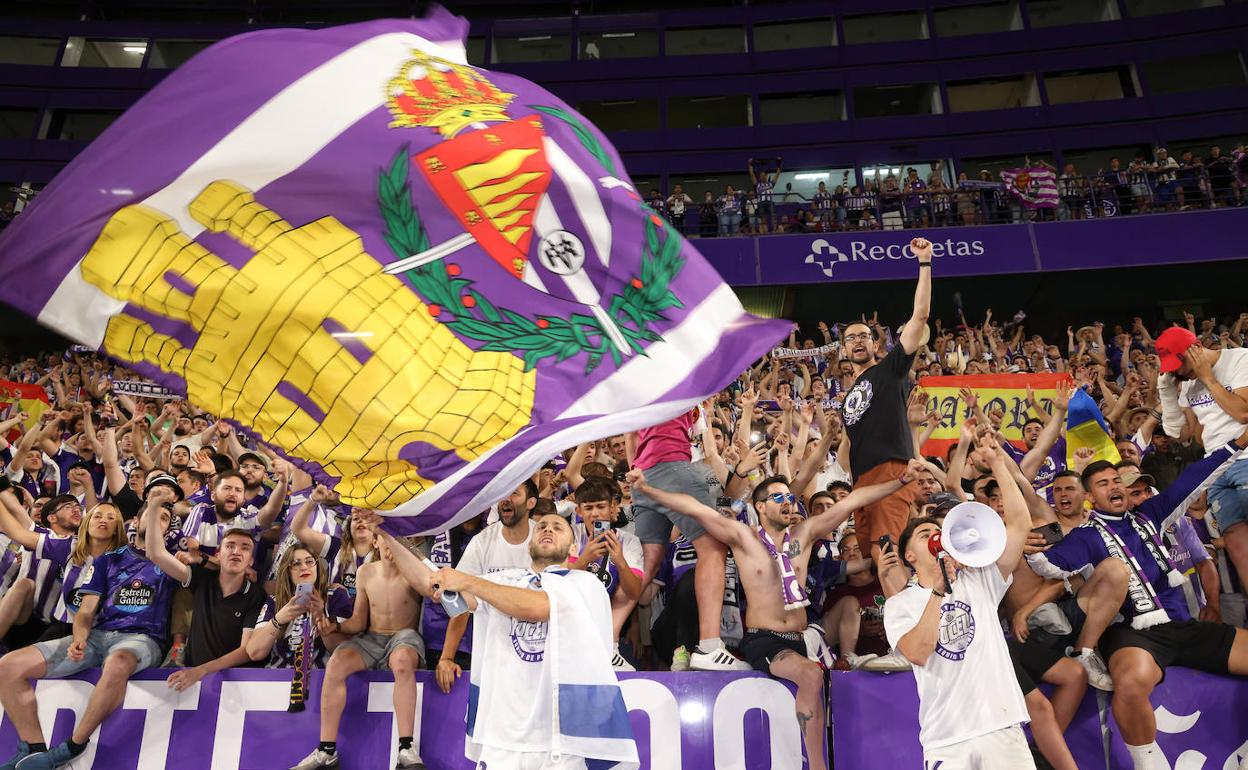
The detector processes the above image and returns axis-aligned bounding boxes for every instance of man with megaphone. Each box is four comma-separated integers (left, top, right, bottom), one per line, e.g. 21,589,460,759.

886,434,1040,769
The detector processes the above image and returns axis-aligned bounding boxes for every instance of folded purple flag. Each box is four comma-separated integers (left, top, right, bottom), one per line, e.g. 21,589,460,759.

0,5,788,534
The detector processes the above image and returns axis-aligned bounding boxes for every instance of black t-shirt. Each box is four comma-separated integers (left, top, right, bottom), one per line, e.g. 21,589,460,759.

183,563,267,668
841,343,916,479
111,485,142,521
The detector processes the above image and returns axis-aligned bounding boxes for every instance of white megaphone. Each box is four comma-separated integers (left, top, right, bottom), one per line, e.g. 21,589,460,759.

936,501,1007,568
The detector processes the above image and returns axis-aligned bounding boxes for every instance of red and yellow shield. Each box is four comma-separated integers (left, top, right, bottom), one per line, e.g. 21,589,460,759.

415,117,551,279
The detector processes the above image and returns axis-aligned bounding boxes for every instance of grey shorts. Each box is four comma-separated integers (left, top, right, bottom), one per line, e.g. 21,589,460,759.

35,630,162,678
338,629,424,670
633,460,717,545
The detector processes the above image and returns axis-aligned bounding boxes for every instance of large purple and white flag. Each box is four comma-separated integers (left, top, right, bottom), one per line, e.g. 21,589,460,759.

1000,167,1059,208
0,7,787,534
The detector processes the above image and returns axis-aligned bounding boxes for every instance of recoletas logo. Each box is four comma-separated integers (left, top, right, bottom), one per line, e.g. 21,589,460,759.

804,237,986,279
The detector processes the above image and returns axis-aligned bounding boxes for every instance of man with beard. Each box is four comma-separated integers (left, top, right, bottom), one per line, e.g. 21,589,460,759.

435,480,537,695
0,494,82,648
180,469,288,558
1028,427,1248,770
840,237,932,597
395,511,637,770
236,451,273,511
630,462,923,770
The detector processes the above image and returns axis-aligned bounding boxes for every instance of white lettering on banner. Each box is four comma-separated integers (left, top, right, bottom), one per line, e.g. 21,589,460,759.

34,680,102,768
847,239,985,263
122,681,201,769
712,678,803,770
368,680,426,770
618,679,682,770
211,682,289,770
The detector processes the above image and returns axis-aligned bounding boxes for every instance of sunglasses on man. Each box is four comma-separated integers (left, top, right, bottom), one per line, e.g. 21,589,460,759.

767,492,796,505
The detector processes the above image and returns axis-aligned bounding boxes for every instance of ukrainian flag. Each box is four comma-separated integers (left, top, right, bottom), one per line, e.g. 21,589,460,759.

1066,388,1121,467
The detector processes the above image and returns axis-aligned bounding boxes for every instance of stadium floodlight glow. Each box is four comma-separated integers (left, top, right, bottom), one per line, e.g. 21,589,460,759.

518,35,551,42
602,32,636,38
123,45,147,53
794,173,829,180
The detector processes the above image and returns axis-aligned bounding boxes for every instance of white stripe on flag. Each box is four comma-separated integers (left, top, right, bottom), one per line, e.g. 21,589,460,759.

383,283,751,531
40,31,467,346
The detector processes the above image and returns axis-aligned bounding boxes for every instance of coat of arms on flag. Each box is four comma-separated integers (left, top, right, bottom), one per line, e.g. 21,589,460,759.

0,7,788,534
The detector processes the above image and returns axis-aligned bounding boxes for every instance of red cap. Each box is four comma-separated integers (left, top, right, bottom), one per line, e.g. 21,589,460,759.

1155,327,1197,373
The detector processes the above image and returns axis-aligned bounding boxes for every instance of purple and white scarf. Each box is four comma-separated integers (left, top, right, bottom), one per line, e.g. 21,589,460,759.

757,527,809,611
1090,512,1184,630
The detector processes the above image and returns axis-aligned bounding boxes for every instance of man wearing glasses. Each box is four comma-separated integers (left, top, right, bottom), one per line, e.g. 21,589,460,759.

629,465,921,770
0,494,81,648
840,237,933,597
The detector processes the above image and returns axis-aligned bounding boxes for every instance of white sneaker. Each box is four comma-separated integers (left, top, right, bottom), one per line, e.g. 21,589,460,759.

395,746,425,769
861,651,912,672
611,650,636,672
845,653,880,670
690,645,751,672
290,749,339,770
1073,648,1114,691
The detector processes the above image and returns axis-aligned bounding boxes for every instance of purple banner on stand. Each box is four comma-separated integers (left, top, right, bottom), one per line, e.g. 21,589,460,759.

693,207,1248,287
830,668,1248,770
1032,207,1248,272
0,669,815,770
714,226,1035,286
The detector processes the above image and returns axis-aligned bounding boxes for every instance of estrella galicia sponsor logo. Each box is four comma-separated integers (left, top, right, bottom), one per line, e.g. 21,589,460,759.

936,600,976,661
510,617,548,663
804,237,986,279
112,579,156,613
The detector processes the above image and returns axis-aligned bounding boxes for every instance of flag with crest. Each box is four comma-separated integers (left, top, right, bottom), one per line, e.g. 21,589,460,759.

0,6,787,534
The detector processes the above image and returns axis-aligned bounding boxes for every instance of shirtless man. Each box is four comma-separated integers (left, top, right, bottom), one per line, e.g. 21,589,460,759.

290,519,432,770
629,462,923,770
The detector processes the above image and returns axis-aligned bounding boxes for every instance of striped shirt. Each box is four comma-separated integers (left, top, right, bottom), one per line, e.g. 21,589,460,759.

25,529,73,623
53,553,97,623
756,179,774,202
321,534,372,598
0,533,21,595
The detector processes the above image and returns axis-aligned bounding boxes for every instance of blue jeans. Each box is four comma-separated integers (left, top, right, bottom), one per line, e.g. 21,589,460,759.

717,212,739,236
1210,458,1248,530
36,629,162,677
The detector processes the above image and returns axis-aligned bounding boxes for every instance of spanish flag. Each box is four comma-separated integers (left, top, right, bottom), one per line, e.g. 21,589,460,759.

1065,388,1121,467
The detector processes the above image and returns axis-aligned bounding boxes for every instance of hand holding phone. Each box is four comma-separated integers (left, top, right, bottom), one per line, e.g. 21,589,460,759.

293,582,314,607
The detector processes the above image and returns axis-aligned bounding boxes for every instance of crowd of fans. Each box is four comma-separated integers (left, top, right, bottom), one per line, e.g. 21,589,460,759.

0,250,1246,769
643,144,1248,237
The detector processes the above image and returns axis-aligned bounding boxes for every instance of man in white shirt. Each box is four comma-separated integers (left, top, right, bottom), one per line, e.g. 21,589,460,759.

568,477,643,669
434,479,537,694
396,512,637,770
886,434,1035,769
1156,327,1248,606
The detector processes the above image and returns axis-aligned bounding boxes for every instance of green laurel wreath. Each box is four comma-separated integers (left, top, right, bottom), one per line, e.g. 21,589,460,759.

378,143,683,373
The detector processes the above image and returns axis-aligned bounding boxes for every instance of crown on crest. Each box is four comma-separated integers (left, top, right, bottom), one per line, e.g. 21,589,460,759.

386,51,515,138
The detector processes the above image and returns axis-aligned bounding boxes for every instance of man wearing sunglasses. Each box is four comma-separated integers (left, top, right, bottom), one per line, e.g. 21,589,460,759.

840,237,933,598
629,461,922,770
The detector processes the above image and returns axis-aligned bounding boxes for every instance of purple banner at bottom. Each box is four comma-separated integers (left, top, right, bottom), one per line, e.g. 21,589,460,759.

0,669,815,770
831,668,1248,770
